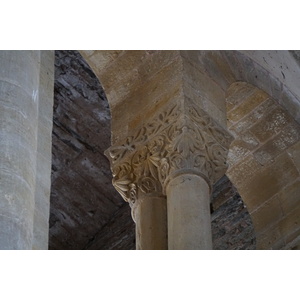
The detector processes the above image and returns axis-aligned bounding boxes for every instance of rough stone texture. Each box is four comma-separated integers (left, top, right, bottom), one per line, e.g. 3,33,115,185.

211,175,256,250
226,81,300,249
49,50,124,250
84,203,135,250
50,50,256,250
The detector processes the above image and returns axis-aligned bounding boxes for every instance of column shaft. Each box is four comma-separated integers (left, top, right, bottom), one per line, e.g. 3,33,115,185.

0,51,40,249
134,196,168,250
166,174,212,250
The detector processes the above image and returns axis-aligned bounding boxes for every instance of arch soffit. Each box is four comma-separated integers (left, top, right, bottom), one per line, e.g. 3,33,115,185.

225,80,300,249
79,50,300,125
79,50,300,249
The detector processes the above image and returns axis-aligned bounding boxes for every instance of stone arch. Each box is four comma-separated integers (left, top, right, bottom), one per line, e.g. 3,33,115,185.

76,50,300,249
225,81,300,249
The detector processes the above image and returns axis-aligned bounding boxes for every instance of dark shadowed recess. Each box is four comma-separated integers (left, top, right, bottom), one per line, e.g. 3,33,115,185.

49,50,256,250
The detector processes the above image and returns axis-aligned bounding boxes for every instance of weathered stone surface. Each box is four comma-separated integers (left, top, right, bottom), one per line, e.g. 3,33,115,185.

229,98,275,136
227,89,269,123
50,51,256,250
32,51,55,250
278,206,300,243
240,152,299,212
227,135,258,167
84,203,135,250
226,154,261,188
226,82,257,112
256,224,285,250
226,81,300,249
251,195,283,232
253,123,300,166
182,56,226,110
0,51,40,249
50,51,300,250
279,179,300,216
287,140,300,172
211,175,256,250
49,50,124,250
249,106,295,143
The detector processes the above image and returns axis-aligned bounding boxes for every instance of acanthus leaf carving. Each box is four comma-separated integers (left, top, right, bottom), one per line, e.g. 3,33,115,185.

106,100,233,203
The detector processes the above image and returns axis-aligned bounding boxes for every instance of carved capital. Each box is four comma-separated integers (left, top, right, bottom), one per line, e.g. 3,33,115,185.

105,99,233,204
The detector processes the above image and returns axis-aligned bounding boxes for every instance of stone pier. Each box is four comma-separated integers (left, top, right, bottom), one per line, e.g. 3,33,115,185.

0,51,54,250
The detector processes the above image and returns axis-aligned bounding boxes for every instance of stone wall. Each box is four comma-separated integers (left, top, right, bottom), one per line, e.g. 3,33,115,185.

226,82,300,249
49,50,124,250
50,51,256,250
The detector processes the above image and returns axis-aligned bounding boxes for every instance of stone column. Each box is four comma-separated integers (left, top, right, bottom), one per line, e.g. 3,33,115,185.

32,51,55,250
0,51,40,249
106,98,233,250
166,173,211,250
0,51,54,250
105,153,168,250
133,194,167,250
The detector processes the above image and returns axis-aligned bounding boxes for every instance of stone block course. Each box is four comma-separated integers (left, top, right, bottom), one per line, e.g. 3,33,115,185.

228,98,275,135
99,51,146,92
227,133,260,167
249,106,295,143
226,82,256,112
182,58,226,111
256,224,285,250
287,140,300,172
278,206,300,241
278,179,300,216
227,89,269,123
226,154,261,188
241,152,299,212
253,123,300,166
138,50,180,82
251,195,283,232
81,50,124,78
200,51,236,91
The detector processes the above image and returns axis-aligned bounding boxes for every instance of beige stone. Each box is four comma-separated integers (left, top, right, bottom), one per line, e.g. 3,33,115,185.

202,51,236,90
134,195,167,250
80,50,124,79
256,224,285,250
287,140,300,172
226,154,262,188
226,82,258,112
253,123,300,166
227,133,260,167
229,98,275,134
278,206,300,244
166,174,212,250
249,106,294,143
138,50,180,82
227,89,269,123
99,51,147,91
182,57,226,112
278,179,300,216
239,152,299,212
251,195,283,232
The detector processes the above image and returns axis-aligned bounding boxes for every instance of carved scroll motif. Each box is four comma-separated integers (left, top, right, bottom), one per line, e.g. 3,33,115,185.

106,100,233,204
